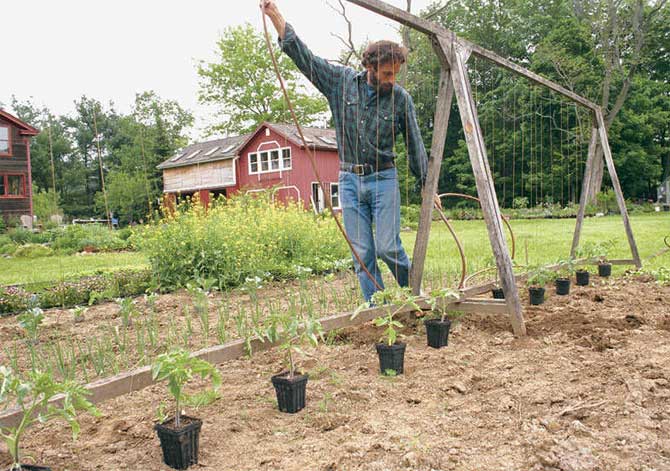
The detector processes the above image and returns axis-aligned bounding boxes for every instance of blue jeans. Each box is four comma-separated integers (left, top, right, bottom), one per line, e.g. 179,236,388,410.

339,168,411,302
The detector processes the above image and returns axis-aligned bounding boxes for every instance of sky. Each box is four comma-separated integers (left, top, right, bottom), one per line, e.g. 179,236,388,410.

2,0,436,140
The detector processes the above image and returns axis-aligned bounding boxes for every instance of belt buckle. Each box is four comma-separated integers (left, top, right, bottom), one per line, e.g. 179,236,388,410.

352,164,365,176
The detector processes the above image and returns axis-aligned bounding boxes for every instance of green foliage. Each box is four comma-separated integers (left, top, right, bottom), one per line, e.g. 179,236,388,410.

263,303,324,378
0,367,99,469
596,190,618,214
17,307,44,343
51,225,130,253
32,186,63,224
527,266,555,288
133,194,349,290
427,287,461,322
197,23,328,135
12,244,53,259
151,349,222,427
575,239,616,262
354,287,422,346
556,258,576,279
0,269,152,315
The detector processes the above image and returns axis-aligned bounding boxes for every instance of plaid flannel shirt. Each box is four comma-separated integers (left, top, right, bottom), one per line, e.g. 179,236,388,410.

279,23,428,184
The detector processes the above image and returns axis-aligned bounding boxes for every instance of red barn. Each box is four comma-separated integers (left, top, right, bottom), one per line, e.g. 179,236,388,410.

0,110,39,225
158,123,341,212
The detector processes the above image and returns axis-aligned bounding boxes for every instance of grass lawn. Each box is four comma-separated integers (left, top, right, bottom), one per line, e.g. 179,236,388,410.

401,212,670,287
0,251,149,287
1,213,667,289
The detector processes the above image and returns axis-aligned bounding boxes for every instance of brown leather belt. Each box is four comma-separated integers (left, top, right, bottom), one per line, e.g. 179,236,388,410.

340,161,394,176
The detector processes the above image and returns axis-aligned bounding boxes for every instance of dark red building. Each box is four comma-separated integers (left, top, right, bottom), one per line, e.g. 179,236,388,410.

158,123,341,212
0,110,39,224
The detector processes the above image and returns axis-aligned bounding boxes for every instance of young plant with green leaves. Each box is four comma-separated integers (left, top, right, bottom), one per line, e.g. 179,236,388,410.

0,367,100,471
527,266,555,288
18,307,44,344
353,287,422,346
427,287,461,322
71,305,87,323
556,258,576,279
264,305,324,378
115,297,137,328
151,349,222,428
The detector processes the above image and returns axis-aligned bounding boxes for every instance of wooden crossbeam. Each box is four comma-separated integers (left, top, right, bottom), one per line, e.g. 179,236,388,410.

344,0,599,110
0,295,504,428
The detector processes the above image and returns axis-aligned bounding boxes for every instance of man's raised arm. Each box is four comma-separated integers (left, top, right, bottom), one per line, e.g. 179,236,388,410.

260,0,345,99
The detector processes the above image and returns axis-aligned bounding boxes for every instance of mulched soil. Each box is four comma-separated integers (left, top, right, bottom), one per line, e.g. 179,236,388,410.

2,275,669,471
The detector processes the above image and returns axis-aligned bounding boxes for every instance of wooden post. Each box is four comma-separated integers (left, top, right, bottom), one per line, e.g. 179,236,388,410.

594,109,642,268
444,36,526,336
571,126,599,258
410,65,454,294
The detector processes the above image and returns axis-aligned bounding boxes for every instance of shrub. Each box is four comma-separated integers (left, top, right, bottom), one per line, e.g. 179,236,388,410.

51,224,129,253
13,244,54,258
0,287,36,315
134,195,349,290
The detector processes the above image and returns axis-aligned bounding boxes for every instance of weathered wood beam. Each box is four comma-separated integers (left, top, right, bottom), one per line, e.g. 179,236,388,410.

345,0,443,36
594,109,642,268
445,37,526,337
571,127,599,258
410,67,454,294
343,0,598,110
463,41,599,111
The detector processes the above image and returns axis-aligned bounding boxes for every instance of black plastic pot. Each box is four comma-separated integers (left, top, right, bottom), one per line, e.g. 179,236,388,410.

598,263,612,277
154,415,202,470
424,318,451,349
271,372,308,414
491,288,505,299
555,278,571,295
528,287,545,305
376,342,406,375
576,270,590,286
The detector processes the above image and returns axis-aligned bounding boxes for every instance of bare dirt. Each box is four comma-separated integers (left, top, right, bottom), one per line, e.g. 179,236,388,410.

2,275,670,471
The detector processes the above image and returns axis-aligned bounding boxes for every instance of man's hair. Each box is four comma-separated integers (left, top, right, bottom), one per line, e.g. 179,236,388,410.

361,40,408,69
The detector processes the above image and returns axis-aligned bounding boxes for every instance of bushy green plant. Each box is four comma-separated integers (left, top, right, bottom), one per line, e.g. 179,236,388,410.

527,266,555,288
134,194,349,290
556,258,576,279
0,367,100,470
263,304,324,378
353,287,422,346
151,349,222,428
12,244,54,258
51,224,129,253
17,307,44,343
0,287,34,315
427,287,461,322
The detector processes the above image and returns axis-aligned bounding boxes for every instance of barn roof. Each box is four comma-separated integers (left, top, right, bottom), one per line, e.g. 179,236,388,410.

157,123,337,170
0,109,40,136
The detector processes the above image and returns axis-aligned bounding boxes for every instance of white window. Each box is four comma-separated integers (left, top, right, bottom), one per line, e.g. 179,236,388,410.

248,147,291,175
330,182,340,209
204,146,220,156
185,150,201,160
0,127,9,155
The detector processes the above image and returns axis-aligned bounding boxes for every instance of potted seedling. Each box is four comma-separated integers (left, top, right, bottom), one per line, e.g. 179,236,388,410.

17,307,44,345
425,288,460,349
151,349,222,470
353,287,422,376
527,266,554,305
484,256,505,299
594,240,616,277
0,367,100,471
264,306,324,413
554,258,575,296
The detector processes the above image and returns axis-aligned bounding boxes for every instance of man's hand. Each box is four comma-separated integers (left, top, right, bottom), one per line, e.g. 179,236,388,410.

260,0,287,39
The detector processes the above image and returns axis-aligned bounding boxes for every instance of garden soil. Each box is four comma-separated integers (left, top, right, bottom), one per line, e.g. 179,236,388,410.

2,275,670,471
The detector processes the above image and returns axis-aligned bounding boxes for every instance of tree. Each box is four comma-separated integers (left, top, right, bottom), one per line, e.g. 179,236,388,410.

197,23,328,135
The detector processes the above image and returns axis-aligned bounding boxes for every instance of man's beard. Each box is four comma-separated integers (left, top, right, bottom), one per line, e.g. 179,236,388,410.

369,70,393,95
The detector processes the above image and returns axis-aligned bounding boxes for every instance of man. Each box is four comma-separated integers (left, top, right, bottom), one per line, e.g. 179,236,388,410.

261,0,428,302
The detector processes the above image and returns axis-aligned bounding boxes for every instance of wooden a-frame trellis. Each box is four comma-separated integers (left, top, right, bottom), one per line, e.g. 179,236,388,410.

344,0,642,337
